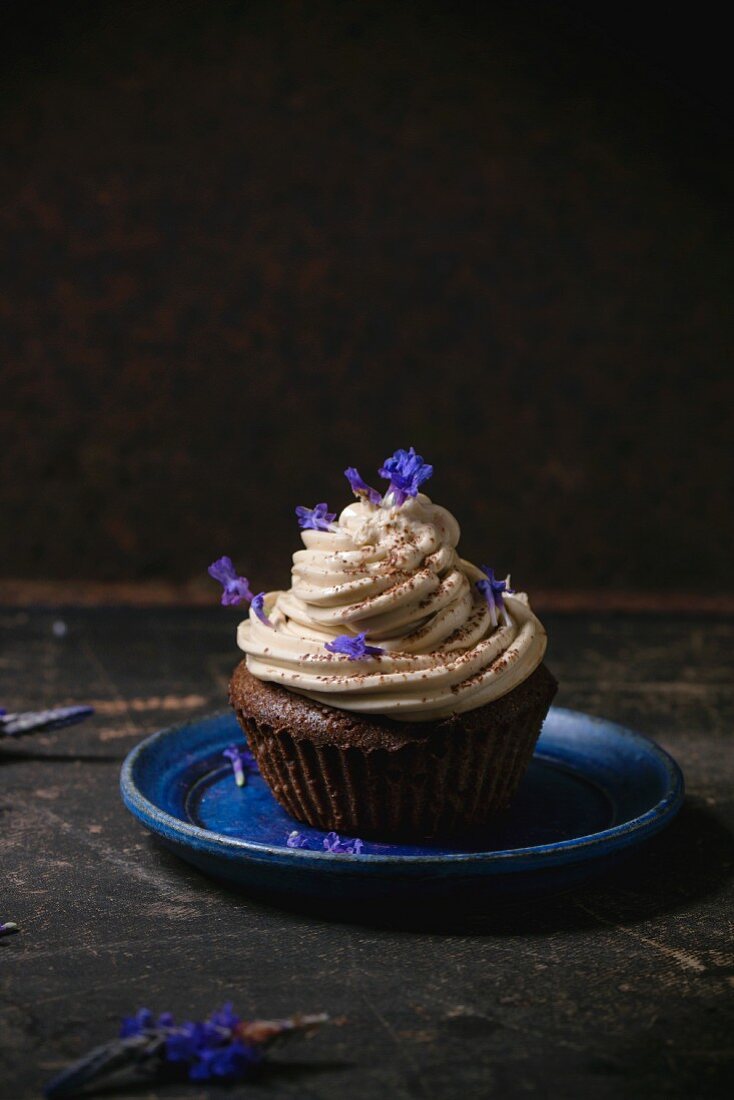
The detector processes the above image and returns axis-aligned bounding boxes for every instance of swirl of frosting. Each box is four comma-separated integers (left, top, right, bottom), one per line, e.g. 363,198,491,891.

237,494,547,721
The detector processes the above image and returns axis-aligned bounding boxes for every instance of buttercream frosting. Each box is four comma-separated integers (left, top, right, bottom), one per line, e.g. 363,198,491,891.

237,493,547,721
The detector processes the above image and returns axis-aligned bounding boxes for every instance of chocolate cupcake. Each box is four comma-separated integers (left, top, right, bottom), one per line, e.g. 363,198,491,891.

217,448,557,841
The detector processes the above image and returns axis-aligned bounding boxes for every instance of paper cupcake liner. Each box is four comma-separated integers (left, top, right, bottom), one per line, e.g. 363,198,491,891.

232,689,554,841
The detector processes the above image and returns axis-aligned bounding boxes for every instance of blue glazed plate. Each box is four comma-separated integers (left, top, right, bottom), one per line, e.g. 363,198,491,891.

120,708,684,909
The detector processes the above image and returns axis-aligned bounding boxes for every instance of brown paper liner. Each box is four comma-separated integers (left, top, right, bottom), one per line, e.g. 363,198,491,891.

230,665,557,841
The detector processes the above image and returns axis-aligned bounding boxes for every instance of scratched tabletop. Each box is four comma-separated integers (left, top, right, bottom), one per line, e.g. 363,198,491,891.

1,607,732,1099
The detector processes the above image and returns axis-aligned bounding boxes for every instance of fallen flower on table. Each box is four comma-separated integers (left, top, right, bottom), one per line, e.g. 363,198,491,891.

44,1003,330,1098
0,705,94,738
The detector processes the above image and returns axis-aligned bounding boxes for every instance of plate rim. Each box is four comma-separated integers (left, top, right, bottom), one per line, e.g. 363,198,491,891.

120,706,685,869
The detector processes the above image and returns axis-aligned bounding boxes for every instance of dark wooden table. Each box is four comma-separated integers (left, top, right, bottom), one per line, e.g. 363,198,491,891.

2,607,732,1099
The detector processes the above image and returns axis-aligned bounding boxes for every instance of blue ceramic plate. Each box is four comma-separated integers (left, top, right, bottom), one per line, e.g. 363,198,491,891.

120,708,684,909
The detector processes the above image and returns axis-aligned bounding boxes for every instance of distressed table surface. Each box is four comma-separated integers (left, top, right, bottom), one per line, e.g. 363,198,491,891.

1,607,732,1099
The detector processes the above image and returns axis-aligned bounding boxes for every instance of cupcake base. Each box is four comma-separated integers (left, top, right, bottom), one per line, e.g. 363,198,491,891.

229,662,558,841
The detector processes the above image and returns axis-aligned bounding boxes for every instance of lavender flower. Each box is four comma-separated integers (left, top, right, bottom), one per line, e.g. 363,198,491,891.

286,831,365,854
223,746,246,787
0,921,18,938
153,1005,264,1082
208,1003,241,1030
222,744,258,787
251,592,272,626
190,1040,261,1081
119,1008,156,1037
45,1004,329,1098
324,632,384,660
344,466,382,505
378,447,433,506
476,566,514,629
207,557,254,607
295,502,336,531
323,832,364,854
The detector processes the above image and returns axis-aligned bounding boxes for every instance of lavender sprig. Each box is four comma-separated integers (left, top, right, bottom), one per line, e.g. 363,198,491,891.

476,566,514,628
0,705,94,739
222,745,259,787
323,831,364,854
378,447,433,506
44,1004,330,1098
251,592,272,627
207,557,254,607
344,466,382,505
286,830,310,849
324,632,384,660
295,502,336,531
286,830,365,854
44,1030,162,1099
223,746,246,787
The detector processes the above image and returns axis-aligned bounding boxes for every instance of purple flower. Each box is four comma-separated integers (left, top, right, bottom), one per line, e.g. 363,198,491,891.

190,1040,262,1081
119,1005,260,1083
324,632,384,660
208,557,254,607
0,921,18,938
476,566,514,629
323,832,364,855
45,1004,329,1099
251,592,272,627
344,466,382,505
222,745,258,786
286,830,365,854
164,1021,203,1063
209,1002,241,1031
119,1008,154,1038
295,502,336,531
223,746,246,787
378,447,433,506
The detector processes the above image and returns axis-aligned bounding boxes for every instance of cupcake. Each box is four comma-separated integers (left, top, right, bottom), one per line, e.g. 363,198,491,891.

217,448,556,841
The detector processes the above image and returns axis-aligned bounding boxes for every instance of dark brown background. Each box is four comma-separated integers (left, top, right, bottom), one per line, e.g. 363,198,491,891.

2,1,732,596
